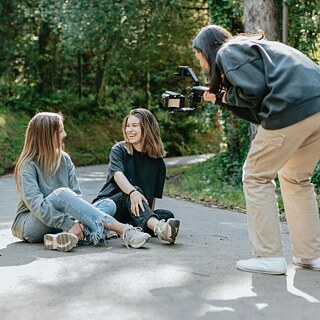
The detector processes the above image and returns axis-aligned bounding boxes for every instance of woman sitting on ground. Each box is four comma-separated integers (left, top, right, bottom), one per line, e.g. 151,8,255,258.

92,108,180,244
11,112,151,251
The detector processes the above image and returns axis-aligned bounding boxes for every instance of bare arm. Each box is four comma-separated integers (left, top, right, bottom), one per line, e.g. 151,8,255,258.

113,171,149,217
152,198,156,211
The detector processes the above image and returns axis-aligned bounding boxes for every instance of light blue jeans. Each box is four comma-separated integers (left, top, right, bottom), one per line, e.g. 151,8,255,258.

92,198,117,216
23,188,117,245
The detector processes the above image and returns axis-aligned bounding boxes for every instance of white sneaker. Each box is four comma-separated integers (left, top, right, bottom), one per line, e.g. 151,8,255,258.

293,257,320,271
104,229,119,240
44,232,78,252
236,257,287,275
154,218,180,244
121,224,151,249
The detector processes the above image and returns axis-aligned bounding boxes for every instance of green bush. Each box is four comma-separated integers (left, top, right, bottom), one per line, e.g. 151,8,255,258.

0,107,30,175
0,104,122,174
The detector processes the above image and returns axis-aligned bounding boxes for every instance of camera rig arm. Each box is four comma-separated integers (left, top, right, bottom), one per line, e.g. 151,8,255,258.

174,66,200,86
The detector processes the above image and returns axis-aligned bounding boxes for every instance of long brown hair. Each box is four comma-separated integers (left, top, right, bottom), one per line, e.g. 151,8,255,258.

14,112,64,189
122,108,166,159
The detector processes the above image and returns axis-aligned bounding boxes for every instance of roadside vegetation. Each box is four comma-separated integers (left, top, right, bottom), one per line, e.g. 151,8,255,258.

1,1,319,216
164,160,320,221
164,164,247,213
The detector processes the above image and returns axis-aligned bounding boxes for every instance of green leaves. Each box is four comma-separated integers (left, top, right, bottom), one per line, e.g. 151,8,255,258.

286,0,320,62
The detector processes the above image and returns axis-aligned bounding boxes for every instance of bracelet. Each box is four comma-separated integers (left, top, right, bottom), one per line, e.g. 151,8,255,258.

128,189,137,196
215,90,226,106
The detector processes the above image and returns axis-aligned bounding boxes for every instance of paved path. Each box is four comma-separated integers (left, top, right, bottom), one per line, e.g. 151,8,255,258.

0,160,319,320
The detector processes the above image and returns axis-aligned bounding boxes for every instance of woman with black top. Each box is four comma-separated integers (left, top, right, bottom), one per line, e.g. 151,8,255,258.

93,108,180,244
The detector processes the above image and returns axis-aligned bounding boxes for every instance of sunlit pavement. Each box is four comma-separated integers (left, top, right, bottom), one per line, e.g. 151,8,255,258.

1,161,319,320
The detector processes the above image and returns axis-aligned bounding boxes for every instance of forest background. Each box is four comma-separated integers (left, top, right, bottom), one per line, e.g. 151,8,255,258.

0,0,319,212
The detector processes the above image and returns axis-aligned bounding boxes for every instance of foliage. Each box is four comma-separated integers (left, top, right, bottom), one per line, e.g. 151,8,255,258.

0,0,218,168
63,113,122,166
164,163,290,222
164,164,247,212
0,103,123,174
205,0,320,189
204,1,249,185
208,0,244,33
0,0,319,196
286,0,320,62
312,162,320,193
0,106,30,175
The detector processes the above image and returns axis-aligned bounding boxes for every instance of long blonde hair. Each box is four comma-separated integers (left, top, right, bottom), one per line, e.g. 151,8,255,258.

14,112,64,188
122,108,166,159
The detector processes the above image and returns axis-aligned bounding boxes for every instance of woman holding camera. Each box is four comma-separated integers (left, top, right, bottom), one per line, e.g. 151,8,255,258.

193,24,320,274
92,108,180,244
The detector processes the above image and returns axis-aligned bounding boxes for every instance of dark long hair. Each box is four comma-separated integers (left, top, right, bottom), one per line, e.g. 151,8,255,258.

192,25,232,93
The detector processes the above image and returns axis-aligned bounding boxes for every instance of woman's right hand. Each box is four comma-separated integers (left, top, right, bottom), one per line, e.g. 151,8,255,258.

203,91,217,103
68,222,84,240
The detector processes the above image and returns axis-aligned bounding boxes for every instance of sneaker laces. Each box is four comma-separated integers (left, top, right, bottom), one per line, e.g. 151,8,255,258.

154,219,165,235
122,225,143,249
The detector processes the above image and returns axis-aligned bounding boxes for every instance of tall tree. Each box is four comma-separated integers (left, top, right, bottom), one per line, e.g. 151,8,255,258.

286,0,320,63
243,0,279,140
243,0,279,40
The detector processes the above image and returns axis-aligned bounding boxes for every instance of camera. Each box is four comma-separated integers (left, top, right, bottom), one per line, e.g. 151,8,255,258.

161,66,209,112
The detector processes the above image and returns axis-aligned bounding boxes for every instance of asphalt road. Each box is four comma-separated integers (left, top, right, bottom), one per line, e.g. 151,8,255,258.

1,160,319,320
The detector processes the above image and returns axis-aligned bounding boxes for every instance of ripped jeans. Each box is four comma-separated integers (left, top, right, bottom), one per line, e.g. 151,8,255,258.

23,188,117,245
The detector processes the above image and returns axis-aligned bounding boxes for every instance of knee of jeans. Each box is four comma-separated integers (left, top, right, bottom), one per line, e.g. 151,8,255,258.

53,187,70,196
154,209,174,220
23,232,45,243
103,199,117,215
96,198,117,215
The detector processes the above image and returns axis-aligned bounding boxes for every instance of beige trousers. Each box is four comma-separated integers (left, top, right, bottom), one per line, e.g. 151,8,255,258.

243,112,320,258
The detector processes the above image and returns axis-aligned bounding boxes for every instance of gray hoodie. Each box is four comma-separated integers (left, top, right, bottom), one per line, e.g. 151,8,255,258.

216,38,320,129
11,152,81,240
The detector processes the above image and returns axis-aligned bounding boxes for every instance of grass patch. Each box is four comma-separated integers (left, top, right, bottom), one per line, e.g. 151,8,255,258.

163,160,304,222
164,164,246,213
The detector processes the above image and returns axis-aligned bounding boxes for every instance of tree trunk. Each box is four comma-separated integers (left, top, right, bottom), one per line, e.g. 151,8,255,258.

146,64,151,110
95,52,108,102
243,0,279,141
38,21,53,95
243,0,279,40
77,51,82,99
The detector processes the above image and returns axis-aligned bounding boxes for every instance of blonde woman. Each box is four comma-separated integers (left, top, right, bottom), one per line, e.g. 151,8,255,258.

92,108,180,244
11,112,151,251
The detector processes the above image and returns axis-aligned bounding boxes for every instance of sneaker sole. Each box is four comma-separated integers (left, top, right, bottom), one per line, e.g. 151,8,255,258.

236,266,287,275
127,234,151,249
44,233,78,252
293,261,320,271
105,231,120,240
167,219,180,244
